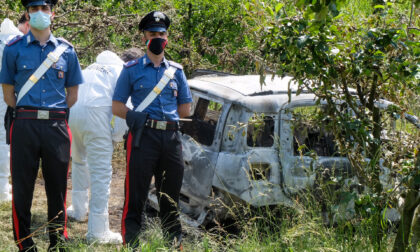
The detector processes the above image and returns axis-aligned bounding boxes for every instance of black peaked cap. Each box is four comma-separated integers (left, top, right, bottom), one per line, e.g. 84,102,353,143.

21,0,58,7
138,11,170,32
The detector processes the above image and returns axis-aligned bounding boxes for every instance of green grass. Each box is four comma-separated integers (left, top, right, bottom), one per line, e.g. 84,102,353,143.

0,190,399,251
0,139,402,251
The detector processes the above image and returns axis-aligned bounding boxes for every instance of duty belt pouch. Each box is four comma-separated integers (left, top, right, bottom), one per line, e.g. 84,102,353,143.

126,110,148,148
4,106,15,145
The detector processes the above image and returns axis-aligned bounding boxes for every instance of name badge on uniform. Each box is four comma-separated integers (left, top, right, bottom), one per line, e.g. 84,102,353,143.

58,71,64,79
170,82,178,97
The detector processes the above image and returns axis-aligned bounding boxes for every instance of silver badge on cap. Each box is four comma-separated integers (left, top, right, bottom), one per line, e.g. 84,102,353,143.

153,12,165,22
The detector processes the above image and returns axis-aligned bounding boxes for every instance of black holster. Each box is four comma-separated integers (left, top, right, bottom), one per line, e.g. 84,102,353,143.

123,131,129,150
64,108,70,121
4,106,15,145
126,110,148,149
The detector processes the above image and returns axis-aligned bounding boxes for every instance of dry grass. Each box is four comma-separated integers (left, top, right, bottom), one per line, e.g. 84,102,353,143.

0,142,400,251
0,143,127,251
0,143,213,251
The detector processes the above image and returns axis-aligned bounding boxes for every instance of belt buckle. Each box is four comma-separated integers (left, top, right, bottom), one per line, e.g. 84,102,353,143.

155,121,167,130
37,110,49,120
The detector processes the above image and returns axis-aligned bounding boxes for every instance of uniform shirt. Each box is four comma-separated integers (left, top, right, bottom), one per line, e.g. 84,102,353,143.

0,34,20,102
0,34,18,70
76,51,123,107
0,18,23,72
0,31,83,109
113,54,192,121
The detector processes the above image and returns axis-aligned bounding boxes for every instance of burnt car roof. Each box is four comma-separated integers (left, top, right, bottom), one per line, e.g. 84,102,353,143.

188,74,316,112
189,75,420,128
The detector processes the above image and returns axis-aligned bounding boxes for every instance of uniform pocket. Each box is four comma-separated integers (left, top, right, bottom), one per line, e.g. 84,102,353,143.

133,79,154,102
15,61,37,85
48,58,68,86
16,61,37,71
168,81,178,95
52,59,68,72
162,81,178,105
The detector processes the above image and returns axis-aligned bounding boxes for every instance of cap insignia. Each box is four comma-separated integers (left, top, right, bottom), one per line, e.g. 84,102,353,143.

153,12,165,22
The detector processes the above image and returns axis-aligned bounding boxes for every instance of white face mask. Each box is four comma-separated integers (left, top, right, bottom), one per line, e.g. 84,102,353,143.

29,10,51,30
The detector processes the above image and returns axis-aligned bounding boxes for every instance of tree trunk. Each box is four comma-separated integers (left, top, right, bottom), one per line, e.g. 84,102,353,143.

371,106,382,195
393,152,420,252
368,75,384,247
410,205,420,252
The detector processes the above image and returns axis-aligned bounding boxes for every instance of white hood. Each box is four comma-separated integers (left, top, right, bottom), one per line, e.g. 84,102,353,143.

0,18,22,36
73,51,123,108
95,50,124,66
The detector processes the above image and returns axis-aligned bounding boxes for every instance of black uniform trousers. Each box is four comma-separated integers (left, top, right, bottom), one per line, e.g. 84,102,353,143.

10,117,71,251
121,127,184,246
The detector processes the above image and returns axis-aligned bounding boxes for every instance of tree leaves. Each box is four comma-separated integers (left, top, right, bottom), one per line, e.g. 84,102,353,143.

253,2,419,247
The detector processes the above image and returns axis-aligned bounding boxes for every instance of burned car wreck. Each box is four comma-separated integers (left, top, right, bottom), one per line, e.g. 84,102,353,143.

147,74,419,226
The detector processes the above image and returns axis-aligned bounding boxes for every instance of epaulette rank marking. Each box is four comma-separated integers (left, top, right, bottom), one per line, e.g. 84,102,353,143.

57,37,74,47
124,59,139,68
6,36,22,46
168,60,183,70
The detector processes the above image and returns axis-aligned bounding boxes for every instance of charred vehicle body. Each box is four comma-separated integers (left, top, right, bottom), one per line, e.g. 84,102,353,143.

147,75,419,226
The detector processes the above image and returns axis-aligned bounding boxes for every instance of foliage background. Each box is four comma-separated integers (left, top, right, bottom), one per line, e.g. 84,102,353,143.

0,0,419,251
1,0,262,77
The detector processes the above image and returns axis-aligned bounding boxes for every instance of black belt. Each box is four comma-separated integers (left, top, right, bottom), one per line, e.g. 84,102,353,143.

145,119,178,130
15,109,67,120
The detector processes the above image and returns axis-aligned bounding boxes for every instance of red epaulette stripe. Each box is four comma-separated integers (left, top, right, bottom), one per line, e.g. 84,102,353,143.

7,36,22,46
124,59,139,68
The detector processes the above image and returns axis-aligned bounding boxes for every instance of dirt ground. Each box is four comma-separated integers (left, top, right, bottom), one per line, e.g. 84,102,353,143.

21,142,128,249
1,142,206,250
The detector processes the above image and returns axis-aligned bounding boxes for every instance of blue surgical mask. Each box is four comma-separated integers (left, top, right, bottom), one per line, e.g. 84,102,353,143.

29,11,51,30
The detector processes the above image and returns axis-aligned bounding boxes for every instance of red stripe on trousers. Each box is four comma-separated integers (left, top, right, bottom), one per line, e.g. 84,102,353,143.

10,122,23,250
63,121,72,238
121,132,133,245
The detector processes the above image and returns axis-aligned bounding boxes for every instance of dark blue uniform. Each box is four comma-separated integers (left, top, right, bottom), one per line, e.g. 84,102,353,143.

113,54,192,246
0,31,83,251
113,55,192,121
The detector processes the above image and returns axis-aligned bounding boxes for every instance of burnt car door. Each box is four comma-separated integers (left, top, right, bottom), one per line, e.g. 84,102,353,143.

212,104,291,207
279,100,351,195
178,95,229,217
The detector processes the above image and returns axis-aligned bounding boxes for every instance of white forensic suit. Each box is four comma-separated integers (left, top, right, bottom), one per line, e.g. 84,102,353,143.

0,19,22,203
67,51,129,244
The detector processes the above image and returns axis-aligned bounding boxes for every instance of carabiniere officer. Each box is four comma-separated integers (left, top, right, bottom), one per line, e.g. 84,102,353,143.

0,0,84,251
112,11,192,249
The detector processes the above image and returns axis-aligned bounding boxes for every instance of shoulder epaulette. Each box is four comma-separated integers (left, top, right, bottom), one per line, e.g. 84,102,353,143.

168,60,183,70
6,35,22,46
124,59,139,68
57,37,74,47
